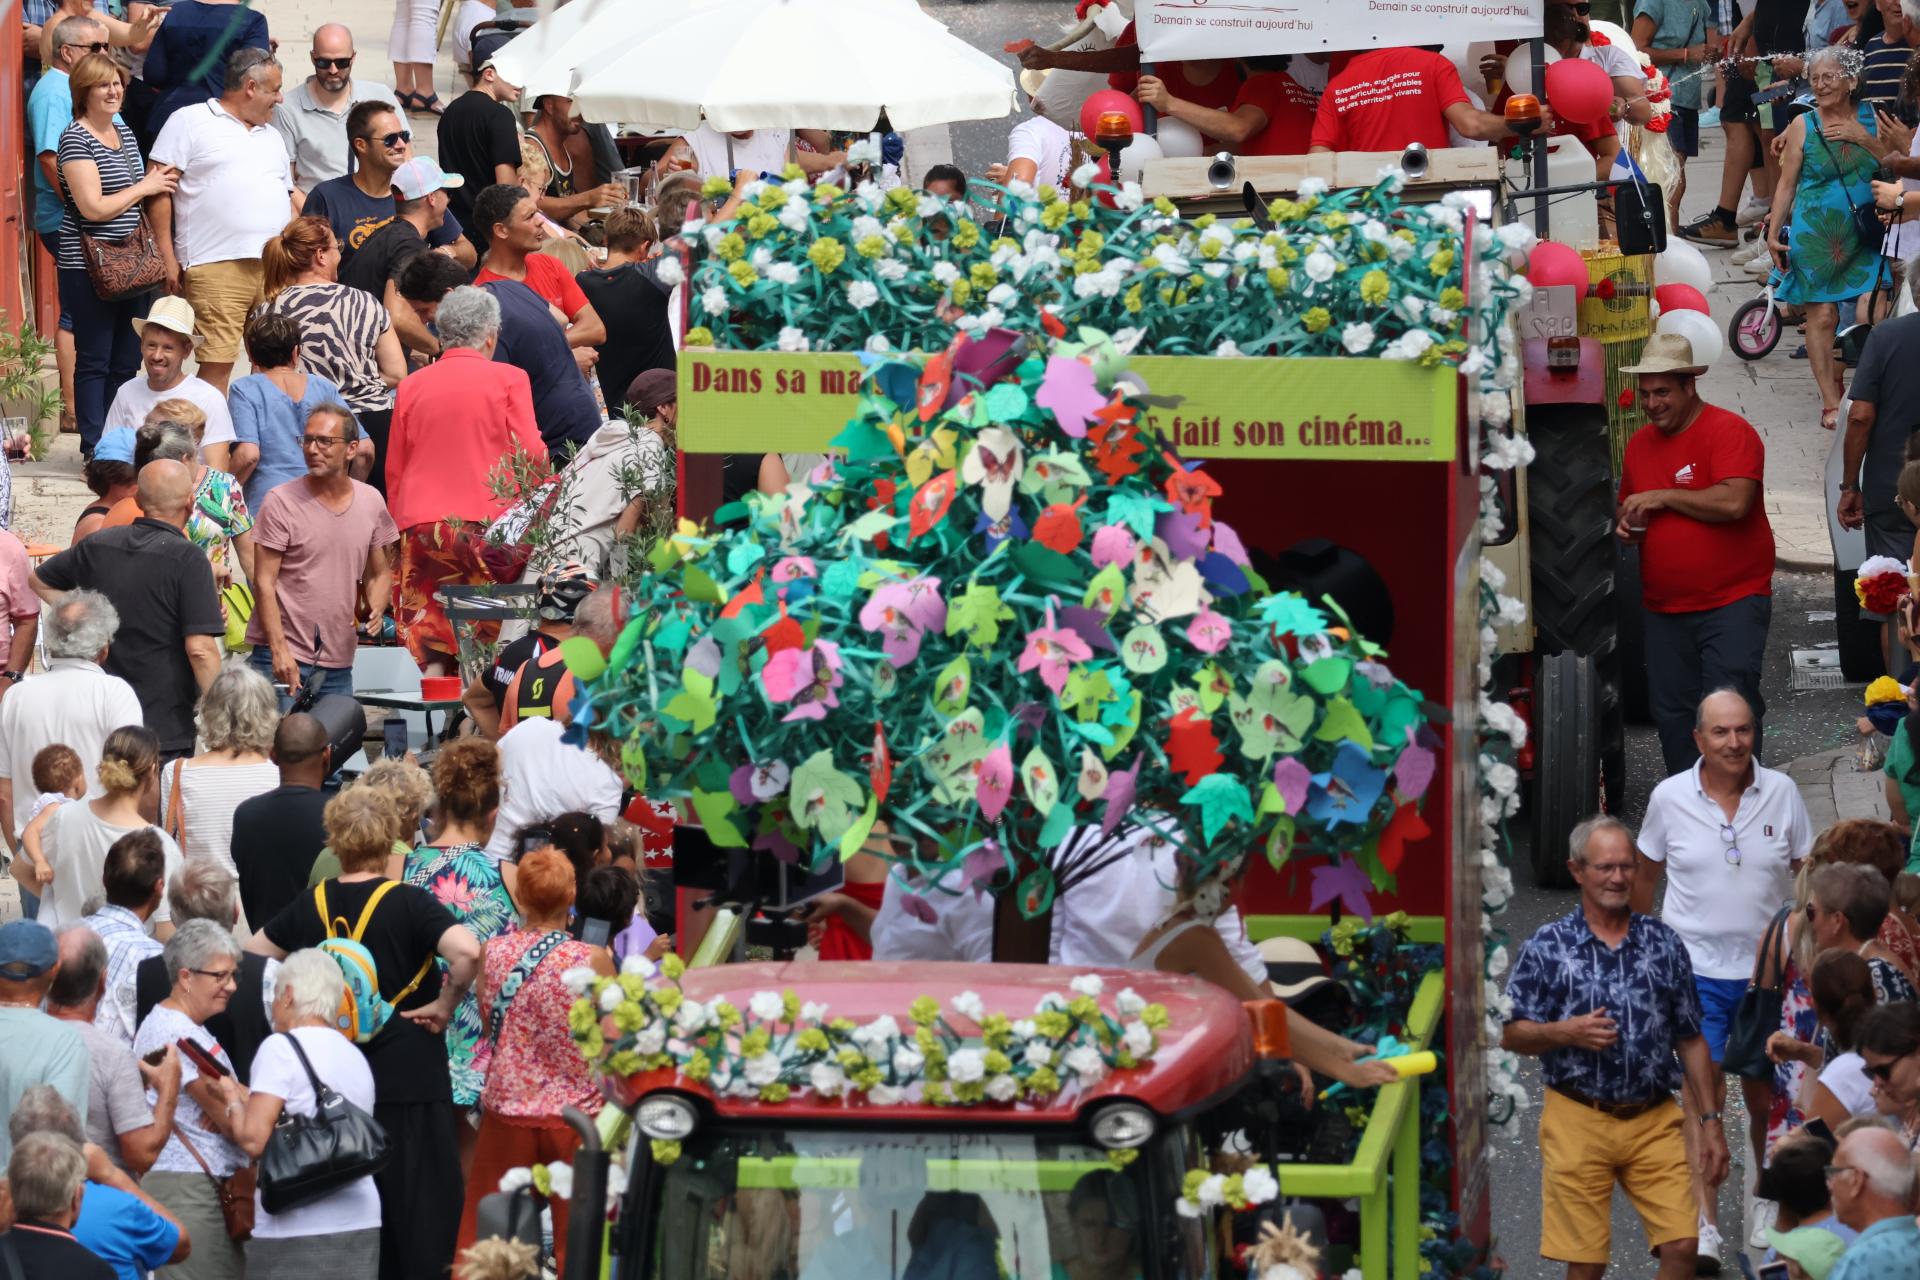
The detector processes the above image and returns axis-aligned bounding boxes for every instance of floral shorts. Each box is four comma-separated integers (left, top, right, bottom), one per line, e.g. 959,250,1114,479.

394,522,531,666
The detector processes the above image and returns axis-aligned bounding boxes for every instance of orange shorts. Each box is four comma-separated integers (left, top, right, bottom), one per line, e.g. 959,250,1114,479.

1540,1088,1697,1264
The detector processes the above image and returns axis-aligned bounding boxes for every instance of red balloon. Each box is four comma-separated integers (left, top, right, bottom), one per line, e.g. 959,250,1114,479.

1654,282,1710,315
1079,89,1145,140
1528,241,1588,291
1544,57,1615,125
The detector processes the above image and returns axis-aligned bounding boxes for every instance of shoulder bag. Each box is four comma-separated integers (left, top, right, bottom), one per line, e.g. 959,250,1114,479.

256,1031,390,1213
1815,124,1889,253
77,139,164,302
1720,904,1791,1080
172,1120,257,1240
468,929,572,1079
165,758,186,845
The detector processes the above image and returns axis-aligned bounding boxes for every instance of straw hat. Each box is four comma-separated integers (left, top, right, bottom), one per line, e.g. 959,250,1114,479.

1618,332,1706,376
1255,936,1337,1004
131,295,203,347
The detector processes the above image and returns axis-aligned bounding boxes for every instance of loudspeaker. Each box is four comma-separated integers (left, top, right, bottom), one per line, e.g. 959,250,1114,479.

1613,181,1667,254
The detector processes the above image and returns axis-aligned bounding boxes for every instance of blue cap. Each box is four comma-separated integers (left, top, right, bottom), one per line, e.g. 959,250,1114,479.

94,428,136,464
0,920,57,981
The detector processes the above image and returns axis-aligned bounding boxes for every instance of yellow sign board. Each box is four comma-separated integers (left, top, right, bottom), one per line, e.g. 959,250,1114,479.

679,350,1460,463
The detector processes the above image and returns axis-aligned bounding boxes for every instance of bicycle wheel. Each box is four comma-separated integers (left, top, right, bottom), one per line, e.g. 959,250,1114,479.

1729,296,1782,360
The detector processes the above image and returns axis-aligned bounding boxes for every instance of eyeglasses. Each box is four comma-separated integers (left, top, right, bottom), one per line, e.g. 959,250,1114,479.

1867,1049,1916,1083
313,56,354,69
299,434,348,449
1824,1163,1864,1181
189,967,239,987
1811,73,1849,85
378,130,412,148
1719,822,1741,867
1586,861,1635,879
66,39,110,52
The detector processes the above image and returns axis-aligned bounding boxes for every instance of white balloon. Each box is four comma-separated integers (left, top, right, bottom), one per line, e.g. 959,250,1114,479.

1503,45,1560,97
1655,307,1725,366
1154,115,1205,159
1113,132,1164,185
1653,239,1714,295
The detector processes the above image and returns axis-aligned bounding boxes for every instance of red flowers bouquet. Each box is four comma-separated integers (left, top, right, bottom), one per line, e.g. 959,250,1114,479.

1855,555,1913,614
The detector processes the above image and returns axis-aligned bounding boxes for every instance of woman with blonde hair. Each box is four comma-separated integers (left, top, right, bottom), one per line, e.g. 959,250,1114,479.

250,784,482,1280
258,215,405,473
305,756,434,886
150,402,256,597
159,664,281,893
38,725,182,930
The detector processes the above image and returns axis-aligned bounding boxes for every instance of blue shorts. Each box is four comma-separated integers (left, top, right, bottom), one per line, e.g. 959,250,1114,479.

1668,106,1700,159
1696,974,1749,1064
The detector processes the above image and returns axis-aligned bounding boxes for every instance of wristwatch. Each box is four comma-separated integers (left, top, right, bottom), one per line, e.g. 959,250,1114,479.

1699,1110,1724,1126
0,671,25,683
1840,481,1860,493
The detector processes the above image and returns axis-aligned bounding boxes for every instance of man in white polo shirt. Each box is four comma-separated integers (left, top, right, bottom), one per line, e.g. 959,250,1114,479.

149,47,297,394
271,24,402,194
1633,686,1812,1265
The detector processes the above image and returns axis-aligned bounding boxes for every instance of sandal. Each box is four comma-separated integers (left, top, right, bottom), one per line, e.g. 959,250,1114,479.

1821,406,1839,431
410,92,446,117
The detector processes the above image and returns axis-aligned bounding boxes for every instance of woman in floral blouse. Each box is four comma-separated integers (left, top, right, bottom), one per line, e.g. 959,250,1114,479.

403,740,516,1131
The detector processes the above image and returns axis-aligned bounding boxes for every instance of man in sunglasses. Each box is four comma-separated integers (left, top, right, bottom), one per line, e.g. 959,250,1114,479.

271,24,403,195
1824,1128,1920,1279
304,100,477,272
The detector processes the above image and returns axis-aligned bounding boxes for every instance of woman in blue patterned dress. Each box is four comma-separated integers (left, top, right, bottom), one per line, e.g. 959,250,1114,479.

1766,45,1893,431
403,739,515,1127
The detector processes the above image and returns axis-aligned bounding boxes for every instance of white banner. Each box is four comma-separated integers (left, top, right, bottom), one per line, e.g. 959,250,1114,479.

1136,0,1545,61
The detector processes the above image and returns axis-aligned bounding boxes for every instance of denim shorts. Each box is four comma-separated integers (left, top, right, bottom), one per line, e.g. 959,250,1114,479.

1695,974,1750,1064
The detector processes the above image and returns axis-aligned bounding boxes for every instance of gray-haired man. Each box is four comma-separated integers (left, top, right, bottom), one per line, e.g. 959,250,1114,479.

0,589,142,856
148,47,297,392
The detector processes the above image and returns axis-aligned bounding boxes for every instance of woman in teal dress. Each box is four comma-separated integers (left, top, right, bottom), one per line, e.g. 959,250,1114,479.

403,739,516,1112
1767,46,1894,431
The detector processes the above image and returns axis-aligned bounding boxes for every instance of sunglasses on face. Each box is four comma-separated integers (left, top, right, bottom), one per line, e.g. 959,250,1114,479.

1567,0,1592,11
313,56,353,70
379,130,411,148
68,39,110,52
1867,1049,1915,1082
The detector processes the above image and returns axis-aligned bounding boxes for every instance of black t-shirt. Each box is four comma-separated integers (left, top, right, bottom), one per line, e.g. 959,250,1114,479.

34,519,223,754
483,631,555,710
575,259,676,412
232,785,330,927
1847,312,1920,514
262,877,459,1102
339,217,430,300
1750,0,1809,55
437,90,523,247
480,278,603,455
303,175,467,267
0,1223,115,1279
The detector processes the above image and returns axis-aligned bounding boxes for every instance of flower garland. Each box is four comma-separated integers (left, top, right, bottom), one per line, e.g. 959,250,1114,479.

566,957,1170,1114
1855,554,1912,615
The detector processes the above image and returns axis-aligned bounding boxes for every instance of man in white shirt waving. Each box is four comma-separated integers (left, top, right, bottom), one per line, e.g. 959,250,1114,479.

1633,687,1812,1265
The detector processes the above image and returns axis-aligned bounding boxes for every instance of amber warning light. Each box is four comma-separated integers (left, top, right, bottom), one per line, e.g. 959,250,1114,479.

1505,94,1543,135
1245,1000,1290,1058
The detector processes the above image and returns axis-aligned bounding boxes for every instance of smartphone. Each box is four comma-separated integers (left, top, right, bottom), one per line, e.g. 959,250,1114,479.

177,1037,228,1079
514,826,553,862
382,717,408,760
1802,1116,1836,1146
1756,1263,1789,1280
580,917,611,947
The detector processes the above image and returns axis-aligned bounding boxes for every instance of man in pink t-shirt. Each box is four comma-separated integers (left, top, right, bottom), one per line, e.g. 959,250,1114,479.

246,403,398,701
0,533,39,701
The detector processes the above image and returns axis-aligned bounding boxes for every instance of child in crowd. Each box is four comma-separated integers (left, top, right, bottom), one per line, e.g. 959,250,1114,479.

13,744,87,917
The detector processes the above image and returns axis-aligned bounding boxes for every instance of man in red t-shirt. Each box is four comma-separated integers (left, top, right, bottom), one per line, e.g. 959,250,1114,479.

1138,56,1316,157
1616,334,1775,774
470,182,605,378
1308,46,1531,153
1014,20,1242,149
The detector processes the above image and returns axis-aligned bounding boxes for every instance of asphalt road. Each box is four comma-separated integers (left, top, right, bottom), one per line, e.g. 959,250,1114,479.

927,0,1073,179
1489,569,1866,1278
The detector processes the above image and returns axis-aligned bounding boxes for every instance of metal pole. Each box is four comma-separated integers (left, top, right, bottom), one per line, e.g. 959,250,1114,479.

1141,59,1157,134
1529,37,1549,239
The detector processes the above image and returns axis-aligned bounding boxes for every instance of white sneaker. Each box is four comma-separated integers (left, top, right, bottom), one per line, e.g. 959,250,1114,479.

1732,236,1770,265
1736,197,1772,227
1749,1198,1776,1250
1696,1218,1724,1275
1744,252,1776,276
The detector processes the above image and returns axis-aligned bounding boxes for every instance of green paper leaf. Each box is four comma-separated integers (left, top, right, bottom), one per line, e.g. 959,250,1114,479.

983,382,1030,421
1038,800,1077,848
1059,667,1114,722
1314,696,1374,748
1083,565,1127,618
682,565,725,605
711,501,749,526
1265,816,1296,871
872,660,898,701
560,635,608,683
691,788,746,847
1258,782,1284,815
1104,691,1143,760
1229,667,1315,759
1020,747,1059,815
1300,656,1353,696
726,540,768,577
843,510,898,544
933,656,972,715
1104,491,1164,539
839,792,880,862
1120,626,1168,674
663,670,718,734
1180,774,1254,845
831,419,898,463
1017,865,1057,918
789,750,865,844
621,735,648,790
821,560,863,601
947,581,1014,649
652,614,691,654
1012,541,1078,586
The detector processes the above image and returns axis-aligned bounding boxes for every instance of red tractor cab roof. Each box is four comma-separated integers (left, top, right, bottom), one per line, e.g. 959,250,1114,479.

619,961,1255,1126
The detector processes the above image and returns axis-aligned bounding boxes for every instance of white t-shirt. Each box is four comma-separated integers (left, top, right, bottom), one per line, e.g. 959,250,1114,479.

149,99,294,267
1638,760,1814,979
247,1027,381,1238
870,867,993,963
687,124,791,181
133,1004,246,1176
39,804,183,930
1007,115,1072,189
103,373,238,450
0,657,144,834
484,718,624,862
1817,1051,1879,1117
1583,39,1642,83
452,0,495,70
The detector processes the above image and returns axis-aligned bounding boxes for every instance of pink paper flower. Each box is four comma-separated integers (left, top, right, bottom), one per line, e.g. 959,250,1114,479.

859,577,947,666
1186,608,1231,655
975,744,1014,821
771,556,817,583
1090,524,1136,570
1018,602,1094,696
760,641,843,721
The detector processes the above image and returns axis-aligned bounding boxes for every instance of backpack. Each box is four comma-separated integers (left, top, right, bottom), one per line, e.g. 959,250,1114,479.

313,881,433,1044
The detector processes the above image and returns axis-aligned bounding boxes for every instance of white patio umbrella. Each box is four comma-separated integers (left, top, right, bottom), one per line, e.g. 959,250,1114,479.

486,0,703,103
567,0,1016,133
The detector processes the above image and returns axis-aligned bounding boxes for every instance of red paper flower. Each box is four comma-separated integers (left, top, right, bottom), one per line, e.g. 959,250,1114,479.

1617,388,1636,408
1862,572,1910,615
1588,30,1610,44
1646,115,1670,133
1592,278,1616,300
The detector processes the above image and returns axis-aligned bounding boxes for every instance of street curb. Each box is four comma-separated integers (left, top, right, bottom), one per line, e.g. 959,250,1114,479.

1776,551,1835,574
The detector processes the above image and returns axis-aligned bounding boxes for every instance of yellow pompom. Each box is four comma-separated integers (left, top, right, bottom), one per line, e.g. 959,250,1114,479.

1866,676,1907,706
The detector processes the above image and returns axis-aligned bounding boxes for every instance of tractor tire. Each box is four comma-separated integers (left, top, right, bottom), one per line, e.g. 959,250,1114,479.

1835,566,1887,684
1531,652,1600,890
1526,403,1626,823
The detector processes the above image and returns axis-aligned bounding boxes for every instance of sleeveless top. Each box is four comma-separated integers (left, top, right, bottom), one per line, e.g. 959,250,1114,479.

1129,918,1210,971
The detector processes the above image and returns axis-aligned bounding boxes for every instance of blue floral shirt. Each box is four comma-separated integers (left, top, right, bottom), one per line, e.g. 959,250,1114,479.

1505,909,1702,1104
1829,1215,1920,1280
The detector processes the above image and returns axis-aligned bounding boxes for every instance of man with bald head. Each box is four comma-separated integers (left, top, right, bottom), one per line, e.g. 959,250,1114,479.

1826,1127,1920,1277
32,460,223,760
231,714,333,925
1632,687,1813,1260
271,24,404,194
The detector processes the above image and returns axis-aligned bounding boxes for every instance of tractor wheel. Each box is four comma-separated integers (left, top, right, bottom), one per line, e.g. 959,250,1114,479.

1531,652,1599,890
1835,566,1887,684
1526,403,1626,822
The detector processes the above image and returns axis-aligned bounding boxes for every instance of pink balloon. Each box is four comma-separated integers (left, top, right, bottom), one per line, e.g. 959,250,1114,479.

1079,89,1145,140
1544,57,1615,125
1528,241,1588,291
1654,283,1710,315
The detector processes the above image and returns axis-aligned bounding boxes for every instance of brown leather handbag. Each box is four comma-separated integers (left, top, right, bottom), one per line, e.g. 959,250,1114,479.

80,209,166,302
174,1122,258,1240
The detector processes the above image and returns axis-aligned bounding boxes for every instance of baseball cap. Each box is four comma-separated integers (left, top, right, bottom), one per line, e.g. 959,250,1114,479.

537,561,597,623
393,157,463,202
1762,1227,1848,1280
0,920,58,981
93,427,138,464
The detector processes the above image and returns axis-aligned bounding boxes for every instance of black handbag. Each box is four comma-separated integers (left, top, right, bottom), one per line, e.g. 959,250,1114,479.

256,1032,390,1214
1721,905,1791,1080
1816,127,1889,253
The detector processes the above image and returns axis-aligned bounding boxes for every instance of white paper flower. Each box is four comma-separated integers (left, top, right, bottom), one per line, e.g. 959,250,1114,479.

498,1166,534,1194
1297,177,1329,199
1242,1166,1280,1204
1071,160,1101,188
597,985,623,1012
1341,322,1376,354
562,966,598,995
809,1062,848,1097
947,1048,986,1084
855,1015,901,1045
1063,1045,1106,1085
932,261,960,285
635,1023,666,1055
875,258,908,282
776,326,810,352
767,262,801,286
1304,250,1337,283
700,287,728,316
1024,1042,1055,1069
864,333,893,353
986,1074,1019,1102
1148,245,1191,275
951,990,985,1022
1116,988,1146,1016
544,1162,574,1199
801,1001,830,1022
749,991,785,1022
1069,974,1104,998
743,1052,783,1087
702,224,727,250
1122,1022,1153,1058
777,197,810,232
1193,1173,1228,1209
869,1083,903,1105
893,1044,925,1075
653,255,684,287
1213,339,1242,357
673,999,709,1034
846,137,882,167
847,280,880,310
1114,182,1143,210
